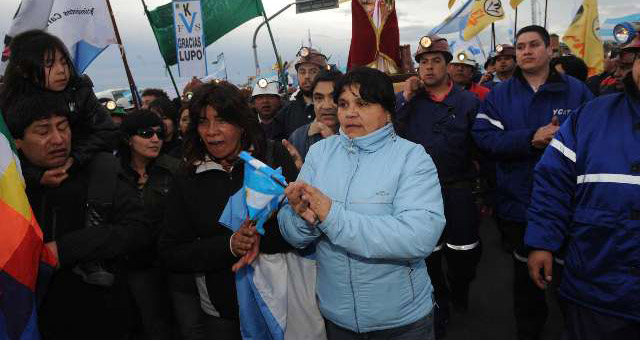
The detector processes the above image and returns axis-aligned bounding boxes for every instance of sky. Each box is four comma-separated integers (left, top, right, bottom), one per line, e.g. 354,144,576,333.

1,0,639,96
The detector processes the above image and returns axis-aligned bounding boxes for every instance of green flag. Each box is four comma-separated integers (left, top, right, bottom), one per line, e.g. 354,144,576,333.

148,0,264,66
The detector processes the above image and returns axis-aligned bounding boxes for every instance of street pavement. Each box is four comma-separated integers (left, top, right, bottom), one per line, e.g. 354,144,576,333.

444,218,565,340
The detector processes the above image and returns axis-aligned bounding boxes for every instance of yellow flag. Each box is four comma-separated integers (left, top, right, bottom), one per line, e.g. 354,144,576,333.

510,0,525,9
463,0,505,41
449,0,458,9
562,0,604,76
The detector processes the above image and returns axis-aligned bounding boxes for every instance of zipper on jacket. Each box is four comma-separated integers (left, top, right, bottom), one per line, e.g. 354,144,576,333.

344,149,360,332
408,262,415,300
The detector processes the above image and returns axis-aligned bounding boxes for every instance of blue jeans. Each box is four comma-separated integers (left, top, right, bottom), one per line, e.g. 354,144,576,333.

325,311,435,340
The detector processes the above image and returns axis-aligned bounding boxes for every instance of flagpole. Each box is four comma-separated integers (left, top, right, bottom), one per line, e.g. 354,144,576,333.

223,53,228,81
260,7,286,92
514,7,518,42
543,0,549,29
491,23,496,50
105,0,141,109
140,0,180,98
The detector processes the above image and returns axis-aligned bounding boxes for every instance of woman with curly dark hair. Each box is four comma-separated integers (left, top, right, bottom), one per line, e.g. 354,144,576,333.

158,81,297,339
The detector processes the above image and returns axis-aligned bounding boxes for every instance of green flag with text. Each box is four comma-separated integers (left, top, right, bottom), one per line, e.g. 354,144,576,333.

148,0,264,65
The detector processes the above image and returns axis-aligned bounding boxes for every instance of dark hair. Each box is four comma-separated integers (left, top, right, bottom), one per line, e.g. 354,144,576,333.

0,30,77,112
333,67,396,117
3,92,70,139
311,69,343,93
141,88,170,101
148,97,179,127
549,33,559,39
118,110,164,161
551,55,589,82
516,25,551,47
183,82,266,172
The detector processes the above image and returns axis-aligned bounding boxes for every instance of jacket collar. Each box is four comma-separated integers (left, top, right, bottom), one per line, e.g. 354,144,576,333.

513,66,566,92
194,156,227,174
338,123,395,153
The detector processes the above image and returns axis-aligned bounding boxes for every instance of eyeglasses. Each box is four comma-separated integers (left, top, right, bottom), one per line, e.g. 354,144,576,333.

135,127,164,140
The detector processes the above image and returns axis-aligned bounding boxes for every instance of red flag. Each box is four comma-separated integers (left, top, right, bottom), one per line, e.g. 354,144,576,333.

347,0,400,73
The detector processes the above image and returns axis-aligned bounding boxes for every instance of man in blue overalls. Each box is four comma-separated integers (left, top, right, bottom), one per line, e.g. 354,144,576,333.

396,34,481,339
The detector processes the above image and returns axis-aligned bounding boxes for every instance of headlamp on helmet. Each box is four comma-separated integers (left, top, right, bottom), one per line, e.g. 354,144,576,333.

185,92,194,101
614,22,638,45
105,100,117,111
419,36,432,48
299,47,310,57
457,52,467,61
496,44,504,53
257,78,269,88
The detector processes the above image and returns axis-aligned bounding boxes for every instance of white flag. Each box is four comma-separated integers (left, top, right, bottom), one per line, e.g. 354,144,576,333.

1,0,117,75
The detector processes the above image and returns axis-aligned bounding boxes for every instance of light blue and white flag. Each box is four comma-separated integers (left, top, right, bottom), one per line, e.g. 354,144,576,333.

430,0,473,37
238,151,286,235
219,153,326,340
600,13,640,40
1,0,116,75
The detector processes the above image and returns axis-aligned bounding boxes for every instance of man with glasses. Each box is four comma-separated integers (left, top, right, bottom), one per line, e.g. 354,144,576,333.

272,47,328,140
526,22,640,339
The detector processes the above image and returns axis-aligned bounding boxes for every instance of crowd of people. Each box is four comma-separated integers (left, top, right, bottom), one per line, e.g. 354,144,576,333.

0,22,639,340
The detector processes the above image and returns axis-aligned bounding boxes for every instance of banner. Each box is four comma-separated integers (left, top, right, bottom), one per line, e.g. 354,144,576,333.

430,0,473,37
562,0,604,76
173,0,207,77
463,0,505,41
1,0,116,75
149,0,264,66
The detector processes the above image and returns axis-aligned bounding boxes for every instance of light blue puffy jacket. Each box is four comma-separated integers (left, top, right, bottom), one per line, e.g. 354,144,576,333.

278,124,446,333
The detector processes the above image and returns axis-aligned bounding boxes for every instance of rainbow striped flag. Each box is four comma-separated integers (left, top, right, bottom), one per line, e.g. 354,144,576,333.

0,113,57,339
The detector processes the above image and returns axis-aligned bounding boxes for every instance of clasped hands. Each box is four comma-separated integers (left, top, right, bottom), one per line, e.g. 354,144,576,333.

229,181,331,272
285,181,332,226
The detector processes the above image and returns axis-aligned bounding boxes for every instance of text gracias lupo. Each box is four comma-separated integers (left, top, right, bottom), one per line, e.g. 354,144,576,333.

178,36,205,61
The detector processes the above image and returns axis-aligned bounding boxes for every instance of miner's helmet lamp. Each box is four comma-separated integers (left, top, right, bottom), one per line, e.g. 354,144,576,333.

105,100,117,111
257,78,269,88
419,36,432,49
184,91,194,101
299,47,311,58
496,44,504,53
450,50,476,67
613,22,639,46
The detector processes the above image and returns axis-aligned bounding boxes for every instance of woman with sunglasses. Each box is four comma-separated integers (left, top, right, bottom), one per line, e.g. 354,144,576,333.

158,82,298,339
119,110,181,340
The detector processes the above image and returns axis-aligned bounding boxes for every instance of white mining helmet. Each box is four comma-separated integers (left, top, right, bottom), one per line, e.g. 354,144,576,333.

252,78,281,99
450,50,476,67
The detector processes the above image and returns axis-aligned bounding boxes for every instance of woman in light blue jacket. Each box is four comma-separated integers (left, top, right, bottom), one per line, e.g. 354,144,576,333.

278,67,446,339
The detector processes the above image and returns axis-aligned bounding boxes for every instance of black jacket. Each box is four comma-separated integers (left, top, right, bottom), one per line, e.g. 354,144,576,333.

158,141,297,319
21,75,119,188
121,154,181,268
272,91,315,140
25,153,150,338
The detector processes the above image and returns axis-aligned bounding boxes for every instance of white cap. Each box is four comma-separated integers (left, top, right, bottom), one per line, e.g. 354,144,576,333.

450,50,476,67
116,97,134,110
251,80,280,98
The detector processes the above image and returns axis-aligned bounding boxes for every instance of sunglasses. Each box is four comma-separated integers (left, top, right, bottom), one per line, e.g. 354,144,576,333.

135,127,165,140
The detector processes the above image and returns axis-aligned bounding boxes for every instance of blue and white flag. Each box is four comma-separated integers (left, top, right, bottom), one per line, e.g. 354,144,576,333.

430,0,473,37
1,0,116,75
219,154,326,340
238,151,286,235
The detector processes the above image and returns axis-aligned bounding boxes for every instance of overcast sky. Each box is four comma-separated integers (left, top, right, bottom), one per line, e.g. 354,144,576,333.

1,0,639,95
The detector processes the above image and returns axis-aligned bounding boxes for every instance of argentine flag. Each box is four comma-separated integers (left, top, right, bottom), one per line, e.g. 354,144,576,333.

1,0,116,75
219,152,326,340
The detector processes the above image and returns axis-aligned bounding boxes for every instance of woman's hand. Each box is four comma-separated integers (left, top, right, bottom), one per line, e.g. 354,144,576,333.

285,181,319,225
230,219,257,257
302,184,332,222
